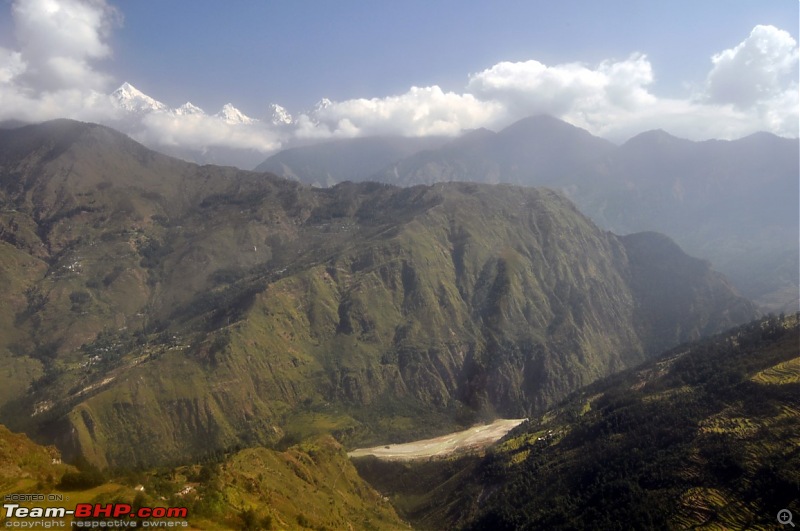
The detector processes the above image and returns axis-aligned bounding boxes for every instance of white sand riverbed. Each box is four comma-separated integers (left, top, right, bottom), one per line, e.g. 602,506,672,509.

348,418,527,461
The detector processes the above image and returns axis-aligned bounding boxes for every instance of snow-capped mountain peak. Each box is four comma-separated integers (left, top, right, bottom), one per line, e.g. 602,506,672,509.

174,102,205,116
216,103,255,125
312,98,333,114
269,103,293,125
111,82,168,113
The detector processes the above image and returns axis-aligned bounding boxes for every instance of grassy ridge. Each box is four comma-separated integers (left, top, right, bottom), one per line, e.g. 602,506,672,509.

0,425,406,530
354,315,799,530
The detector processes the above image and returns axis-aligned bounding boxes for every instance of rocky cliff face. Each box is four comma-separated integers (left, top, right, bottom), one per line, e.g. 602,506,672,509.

0,120,756,467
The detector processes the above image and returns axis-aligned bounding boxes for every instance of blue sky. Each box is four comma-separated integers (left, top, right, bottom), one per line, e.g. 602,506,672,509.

0,0,797,156
106,0,798,112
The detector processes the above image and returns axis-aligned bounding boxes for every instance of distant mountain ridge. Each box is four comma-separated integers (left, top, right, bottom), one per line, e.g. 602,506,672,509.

111,82,255,123
0,120,755,468
257,115,800,311
254,135,450,187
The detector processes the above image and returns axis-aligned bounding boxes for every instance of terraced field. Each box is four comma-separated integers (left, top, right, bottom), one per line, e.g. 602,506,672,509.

752,356,800,385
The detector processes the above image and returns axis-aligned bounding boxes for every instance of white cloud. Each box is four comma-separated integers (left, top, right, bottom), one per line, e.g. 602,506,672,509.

706,25,799,108
465,53,659,133
12,0,119,91
0,48,26,84
135,112,282,153
462,33,798,142
468,59,607,117
0,84,119,123
295,85,502,138
286,26,797,144
0,3,796,161
757,85,799,138
0,0,121,123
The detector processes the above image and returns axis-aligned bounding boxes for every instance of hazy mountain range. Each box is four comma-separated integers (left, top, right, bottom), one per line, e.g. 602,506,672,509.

257,115,800,312
63,81,800,311
0,119,755,469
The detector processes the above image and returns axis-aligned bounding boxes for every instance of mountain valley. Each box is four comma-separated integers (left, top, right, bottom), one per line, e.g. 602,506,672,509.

353,315,799,530
0,118,796,531
0,2,797,528
0,119,757,470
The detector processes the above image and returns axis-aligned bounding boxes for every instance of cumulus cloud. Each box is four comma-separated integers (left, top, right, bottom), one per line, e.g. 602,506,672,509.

470,58,619,116
294,86,502,138
0,49,26,84
462,30,798,142
465,53,658,133
0,0,122,123
706,25,798,108
284,25,797,144
0,2,796,160
12,0,119,91
684,24,799,141
136,112,282,153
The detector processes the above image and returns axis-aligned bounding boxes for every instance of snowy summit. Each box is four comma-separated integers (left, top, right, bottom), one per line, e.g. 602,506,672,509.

215,103,255,125
111,82,168,114
174,102,205,116
269,104,293,126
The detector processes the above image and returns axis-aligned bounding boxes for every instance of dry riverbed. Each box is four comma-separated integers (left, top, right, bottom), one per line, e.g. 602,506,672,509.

348,418,527,461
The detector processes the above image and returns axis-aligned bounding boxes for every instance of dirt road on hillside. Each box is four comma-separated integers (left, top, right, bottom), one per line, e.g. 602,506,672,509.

347,418,527,461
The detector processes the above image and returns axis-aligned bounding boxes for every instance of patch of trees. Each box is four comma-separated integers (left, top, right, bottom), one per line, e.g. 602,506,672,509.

69,290,91,311
461,317,800,530
199,190,269,210
173,279,266,331
137,237,172,269
15,285,48,325
208,267,246,286
57,457,105,490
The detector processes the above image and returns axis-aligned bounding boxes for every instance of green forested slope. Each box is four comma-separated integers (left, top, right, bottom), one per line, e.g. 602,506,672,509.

357,316,799,530
0,425,406,530
0,120,755,468
263,116,798,311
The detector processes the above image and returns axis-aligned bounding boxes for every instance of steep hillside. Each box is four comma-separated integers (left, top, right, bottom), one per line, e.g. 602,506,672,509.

185,436,406,530
0,120,755,468
0,423,69,492
259,115,799,311
355,315,799,530
0,424,140,527
0,425,406,530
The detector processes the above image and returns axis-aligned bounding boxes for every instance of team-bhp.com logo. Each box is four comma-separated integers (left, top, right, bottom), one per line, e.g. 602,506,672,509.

3,503,188,528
